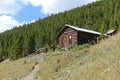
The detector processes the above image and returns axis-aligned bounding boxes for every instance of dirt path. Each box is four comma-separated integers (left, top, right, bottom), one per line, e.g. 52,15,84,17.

20,54,45,80
20,63,39,80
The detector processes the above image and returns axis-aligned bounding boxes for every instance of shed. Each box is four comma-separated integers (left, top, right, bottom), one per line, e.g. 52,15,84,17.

57,24,101,48
104,29,117,37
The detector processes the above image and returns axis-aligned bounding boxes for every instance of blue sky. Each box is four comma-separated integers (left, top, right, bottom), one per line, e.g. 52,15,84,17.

14,5,46,23
0,0,97,32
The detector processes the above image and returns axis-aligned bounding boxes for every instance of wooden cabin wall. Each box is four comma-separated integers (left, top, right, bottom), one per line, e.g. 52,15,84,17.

78,32,98,44
58,27,78,48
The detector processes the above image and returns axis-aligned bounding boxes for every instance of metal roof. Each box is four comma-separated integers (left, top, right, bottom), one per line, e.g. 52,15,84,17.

105,30,116,35
65,24,101,35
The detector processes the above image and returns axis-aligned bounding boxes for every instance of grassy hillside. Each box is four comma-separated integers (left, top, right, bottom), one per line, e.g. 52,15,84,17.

0,55,37,80
0,33,120,80
1,0,120,60
35,33,120,80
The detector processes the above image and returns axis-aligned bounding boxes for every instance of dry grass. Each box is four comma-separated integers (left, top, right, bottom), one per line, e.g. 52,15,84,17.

35,33,120,80
0,55,37,80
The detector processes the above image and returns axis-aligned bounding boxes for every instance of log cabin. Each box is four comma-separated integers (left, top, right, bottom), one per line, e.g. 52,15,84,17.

57,24,101,48
104,29,117,37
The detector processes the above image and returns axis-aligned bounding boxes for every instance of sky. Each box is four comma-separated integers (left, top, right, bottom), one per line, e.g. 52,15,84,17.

0,0,97,32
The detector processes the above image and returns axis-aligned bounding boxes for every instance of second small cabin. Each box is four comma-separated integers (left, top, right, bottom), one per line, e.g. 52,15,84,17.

104,29,117,37
57,24,101,48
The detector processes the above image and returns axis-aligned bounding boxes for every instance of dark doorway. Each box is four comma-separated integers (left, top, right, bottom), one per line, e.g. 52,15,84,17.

61,36,65,47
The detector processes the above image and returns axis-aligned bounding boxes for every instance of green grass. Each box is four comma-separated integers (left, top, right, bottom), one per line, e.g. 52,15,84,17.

1,33,120,80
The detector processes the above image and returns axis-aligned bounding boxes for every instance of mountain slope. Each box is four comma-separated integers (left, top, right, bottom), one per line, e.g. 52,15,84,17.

1,0,120,60
35,33,120,80
0,33,120,80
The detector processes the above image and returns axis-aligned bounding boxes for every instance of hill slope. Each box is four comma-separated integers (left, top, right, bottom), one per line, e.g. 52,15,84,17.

1,0,120,60
35,34,120,80
0,33,120,80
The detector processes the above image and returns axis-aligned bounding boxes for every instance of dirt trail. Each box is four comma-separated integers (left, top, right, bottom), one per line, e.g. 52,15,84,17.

20,54,45,80
20,63,39,80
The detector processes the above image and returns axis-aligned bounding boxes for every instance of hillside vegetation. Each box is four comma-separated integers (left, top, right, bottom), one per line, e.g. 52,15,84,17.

35,33,120,80
1,0,120,60
0,56,37,80
0,33,120,80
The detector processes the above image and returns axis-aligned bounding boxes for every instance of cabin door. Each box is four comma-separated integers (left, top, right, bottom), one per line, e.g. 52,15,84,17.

61,36,65,47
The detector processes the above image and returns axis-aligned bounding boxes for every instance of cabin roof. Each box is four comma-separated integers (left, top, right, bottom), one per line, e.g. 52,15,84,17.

65,24,101,35
57,24,101,37
105,29,116,35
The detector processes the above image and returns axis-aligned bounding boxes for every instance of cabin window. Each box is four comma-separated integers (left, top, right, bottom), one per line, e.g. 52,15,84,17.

69,35,72,39
69,35,72,44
